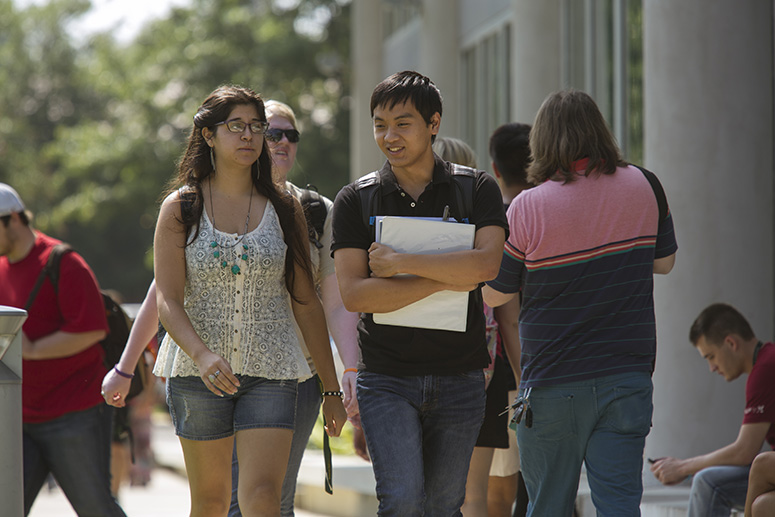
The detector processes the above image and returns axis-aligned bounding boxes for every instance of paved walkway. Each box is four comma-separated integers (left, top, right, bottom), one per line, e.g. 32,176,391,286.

27,412,334,517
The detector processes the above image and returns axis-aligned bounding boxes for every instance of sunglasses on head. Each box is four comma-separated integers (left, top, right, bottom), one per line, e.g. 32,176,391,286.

265,128,300,143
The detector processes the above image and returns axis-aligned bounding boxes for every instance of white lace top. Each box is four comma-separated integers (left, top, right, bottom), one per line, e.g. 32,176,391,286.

153,200,311,380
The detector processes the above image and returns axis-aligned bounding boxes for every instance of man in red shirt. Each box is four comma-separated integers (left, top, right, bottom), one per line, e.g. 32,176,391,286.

651,303,775,516
0,183,126,516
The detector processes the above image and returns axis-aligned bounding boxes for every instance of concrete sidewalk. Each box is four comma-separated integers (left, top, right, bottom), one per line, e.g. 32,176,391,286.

27,412,338,517
26,410,707,517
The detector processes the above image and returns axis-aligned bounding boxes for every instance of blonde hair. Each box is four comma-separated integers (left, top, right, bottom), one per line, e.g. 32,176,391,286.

264,100,299,131
432,136,477,168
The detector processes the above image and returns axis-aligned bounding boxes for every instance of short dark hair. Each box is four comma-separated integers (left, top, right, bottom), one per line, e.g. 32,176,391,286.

528,90,625,185
370,70,443,127
489,123,531,187
689,303,755,346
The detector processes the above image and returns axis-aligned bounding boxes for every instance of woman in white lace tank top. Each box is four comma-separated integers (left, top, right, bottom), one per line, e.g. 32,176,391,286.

153,85,346,516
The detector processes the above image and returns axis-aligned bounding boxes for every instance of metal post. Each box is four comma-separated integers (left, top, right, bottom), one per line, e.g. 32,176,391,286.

0,306,27,517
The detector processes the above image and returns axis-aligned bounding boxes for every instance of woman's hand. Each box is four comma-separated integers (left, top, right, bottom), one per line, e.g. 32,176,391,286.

321,395,348,437
195,351,240,397
101,367,132,407
341,369,360,419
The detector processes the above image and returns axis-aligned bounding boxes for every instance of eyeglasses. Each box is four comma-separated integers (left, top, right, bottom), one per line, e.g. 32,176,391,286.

214,119,269,135
265,128,300,143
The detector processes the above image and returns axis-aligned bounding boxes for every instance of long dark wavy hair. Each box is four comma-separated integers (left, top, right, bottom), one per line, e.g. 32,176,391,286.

164,85,311,301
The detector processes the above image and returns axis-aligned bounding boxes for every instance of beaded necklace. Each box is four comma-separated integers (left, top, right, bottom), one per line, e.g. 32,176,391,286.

208,178,253,275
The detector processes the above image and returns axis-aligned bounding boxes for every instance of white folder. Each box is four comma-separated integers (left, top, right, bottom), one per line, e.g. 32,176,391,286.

373,216,475,332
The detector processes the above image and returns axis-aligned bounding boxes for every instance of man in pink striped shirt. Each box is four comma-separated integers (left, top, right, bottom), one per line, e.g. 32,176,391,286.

484,90,678,516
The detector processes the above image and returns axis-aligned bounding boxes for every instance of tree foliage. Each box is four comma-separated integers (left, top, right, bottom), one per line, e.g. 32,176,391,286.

0,0,351,300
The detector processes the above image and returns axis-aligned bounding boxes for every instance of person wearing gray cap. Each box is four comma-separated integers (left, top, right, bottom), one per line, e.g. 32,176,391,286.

0,183,126,516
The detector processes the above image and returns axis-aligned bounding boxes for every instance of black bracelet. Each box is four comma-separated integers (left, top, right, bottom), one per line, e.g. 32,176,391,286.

114,366,134,379
322,390,344,399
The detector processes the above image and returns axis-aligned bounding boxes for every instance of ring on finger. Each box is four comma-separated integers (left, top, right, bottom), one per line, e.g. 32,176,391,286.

208,374,216,383
214,370,221,376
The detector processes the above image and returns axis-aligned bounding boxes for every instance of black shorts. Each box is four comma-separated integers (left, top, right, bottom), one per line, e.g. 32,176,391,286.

475,355,509,448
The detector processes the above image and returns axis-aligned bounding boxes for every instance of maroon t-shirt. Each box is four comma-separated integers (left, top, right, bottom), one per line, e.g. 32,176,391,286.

0,232,108,423
743,342,775,449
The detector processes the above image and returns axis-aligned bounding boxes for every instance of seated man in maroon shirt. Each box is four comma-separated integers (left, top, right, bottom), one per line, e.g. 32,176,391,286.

651,303,775,517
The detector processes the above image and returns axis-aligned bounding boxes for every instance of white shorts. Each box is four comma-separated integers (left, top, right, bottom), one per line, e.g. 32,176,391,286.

490,389,520,477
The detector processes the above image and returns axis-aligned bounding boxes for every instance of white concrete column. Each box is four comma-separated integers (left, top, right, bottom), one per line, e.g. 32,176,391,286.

643,0,774,479
350,0,387,181
510,0,563,123
420,0,460,135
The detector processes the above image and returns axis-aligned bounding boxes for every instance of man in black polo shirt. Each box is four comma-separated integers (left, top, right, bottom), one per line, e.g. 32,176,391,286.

331,70,508,516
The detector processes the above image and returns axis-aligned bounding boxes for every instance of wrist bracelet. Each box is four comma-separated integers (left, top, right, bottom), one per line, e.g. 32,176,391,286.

343,368,358,374
114,366,134,379
322,390,344,399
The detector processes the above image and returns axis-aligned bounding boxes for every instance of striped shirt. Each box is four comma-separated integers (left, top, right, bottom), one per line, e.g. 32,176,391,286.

488,163,678,387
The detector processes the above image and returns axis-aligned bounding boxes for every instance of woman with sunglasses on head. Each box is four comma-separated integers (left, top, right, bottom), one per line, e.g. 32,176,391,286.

227,100,360,517
153,85,347,517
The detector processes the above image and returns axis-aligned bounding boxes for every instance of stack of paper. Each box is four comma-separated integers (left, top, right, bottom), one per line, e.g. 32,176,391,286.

373,216,475,332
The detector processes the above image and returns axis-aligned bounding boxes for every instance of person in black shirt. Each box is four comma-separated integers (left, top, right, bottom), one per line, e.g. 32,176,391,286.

331,70,508,516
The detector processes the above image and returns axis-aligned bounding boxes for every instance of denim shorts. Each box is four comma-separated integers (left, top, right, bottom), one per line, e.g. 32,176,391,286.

166,375,298,441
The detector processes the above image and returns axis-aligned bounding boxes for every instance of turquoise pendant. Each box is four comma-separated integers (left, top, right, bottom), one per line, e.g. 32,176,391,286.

211,238,247,275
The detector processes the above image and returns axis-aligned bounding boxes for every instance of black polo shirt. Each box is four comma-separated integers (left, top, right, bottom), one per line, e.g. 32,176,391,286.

331,155,508,376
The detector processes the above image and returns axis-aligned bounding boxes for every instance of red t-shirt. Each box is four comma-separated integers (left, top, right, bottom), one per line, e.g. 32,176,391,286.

0,232,108,423
743,342,775,449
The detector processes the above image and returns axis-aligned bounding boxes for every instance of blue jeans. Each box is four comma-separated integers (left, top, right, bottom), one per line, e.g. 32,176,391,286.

357,370,486,517
228,374,321,517
687,465,749,517
23,403,126,517
517,371,653,517
167,375,298,439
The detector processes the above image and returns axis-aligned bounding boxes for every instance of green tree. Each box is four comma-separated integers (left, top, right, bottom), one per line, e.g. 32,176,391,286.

1,0,351,300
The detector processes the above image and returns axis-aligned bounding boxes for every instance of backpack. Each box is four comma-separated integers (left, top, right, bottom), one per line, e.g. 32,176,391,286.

24,244,146,400
299,184,328,249
356,163,477,237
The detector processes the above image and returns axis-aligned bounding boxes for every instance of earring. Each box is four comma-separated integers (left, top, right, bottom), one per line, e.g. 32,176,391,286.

210,147,216,171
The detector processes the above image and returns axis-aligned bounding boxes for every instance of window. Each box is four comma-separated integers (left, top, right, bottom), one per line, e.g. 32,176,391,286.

382,2,421,39
561,0,643,164
461,24,512,170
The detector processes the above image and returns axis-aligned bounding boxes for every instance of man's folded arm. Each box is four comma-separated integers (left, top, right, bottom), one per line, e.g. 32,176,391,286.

335,247,470,314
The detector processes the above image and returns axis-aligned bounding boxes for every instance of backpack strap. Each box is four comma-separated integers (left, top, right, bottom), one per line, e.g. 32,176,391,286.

24,243,71,311
355,165,478,238
299,184,328,250
449,163,476,223
633,165,668,222
355,171,382,240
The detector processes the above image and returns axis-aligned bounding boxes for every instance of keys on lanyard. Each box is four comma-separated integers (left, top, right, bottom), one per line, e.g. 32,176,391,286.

503,386,533,431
